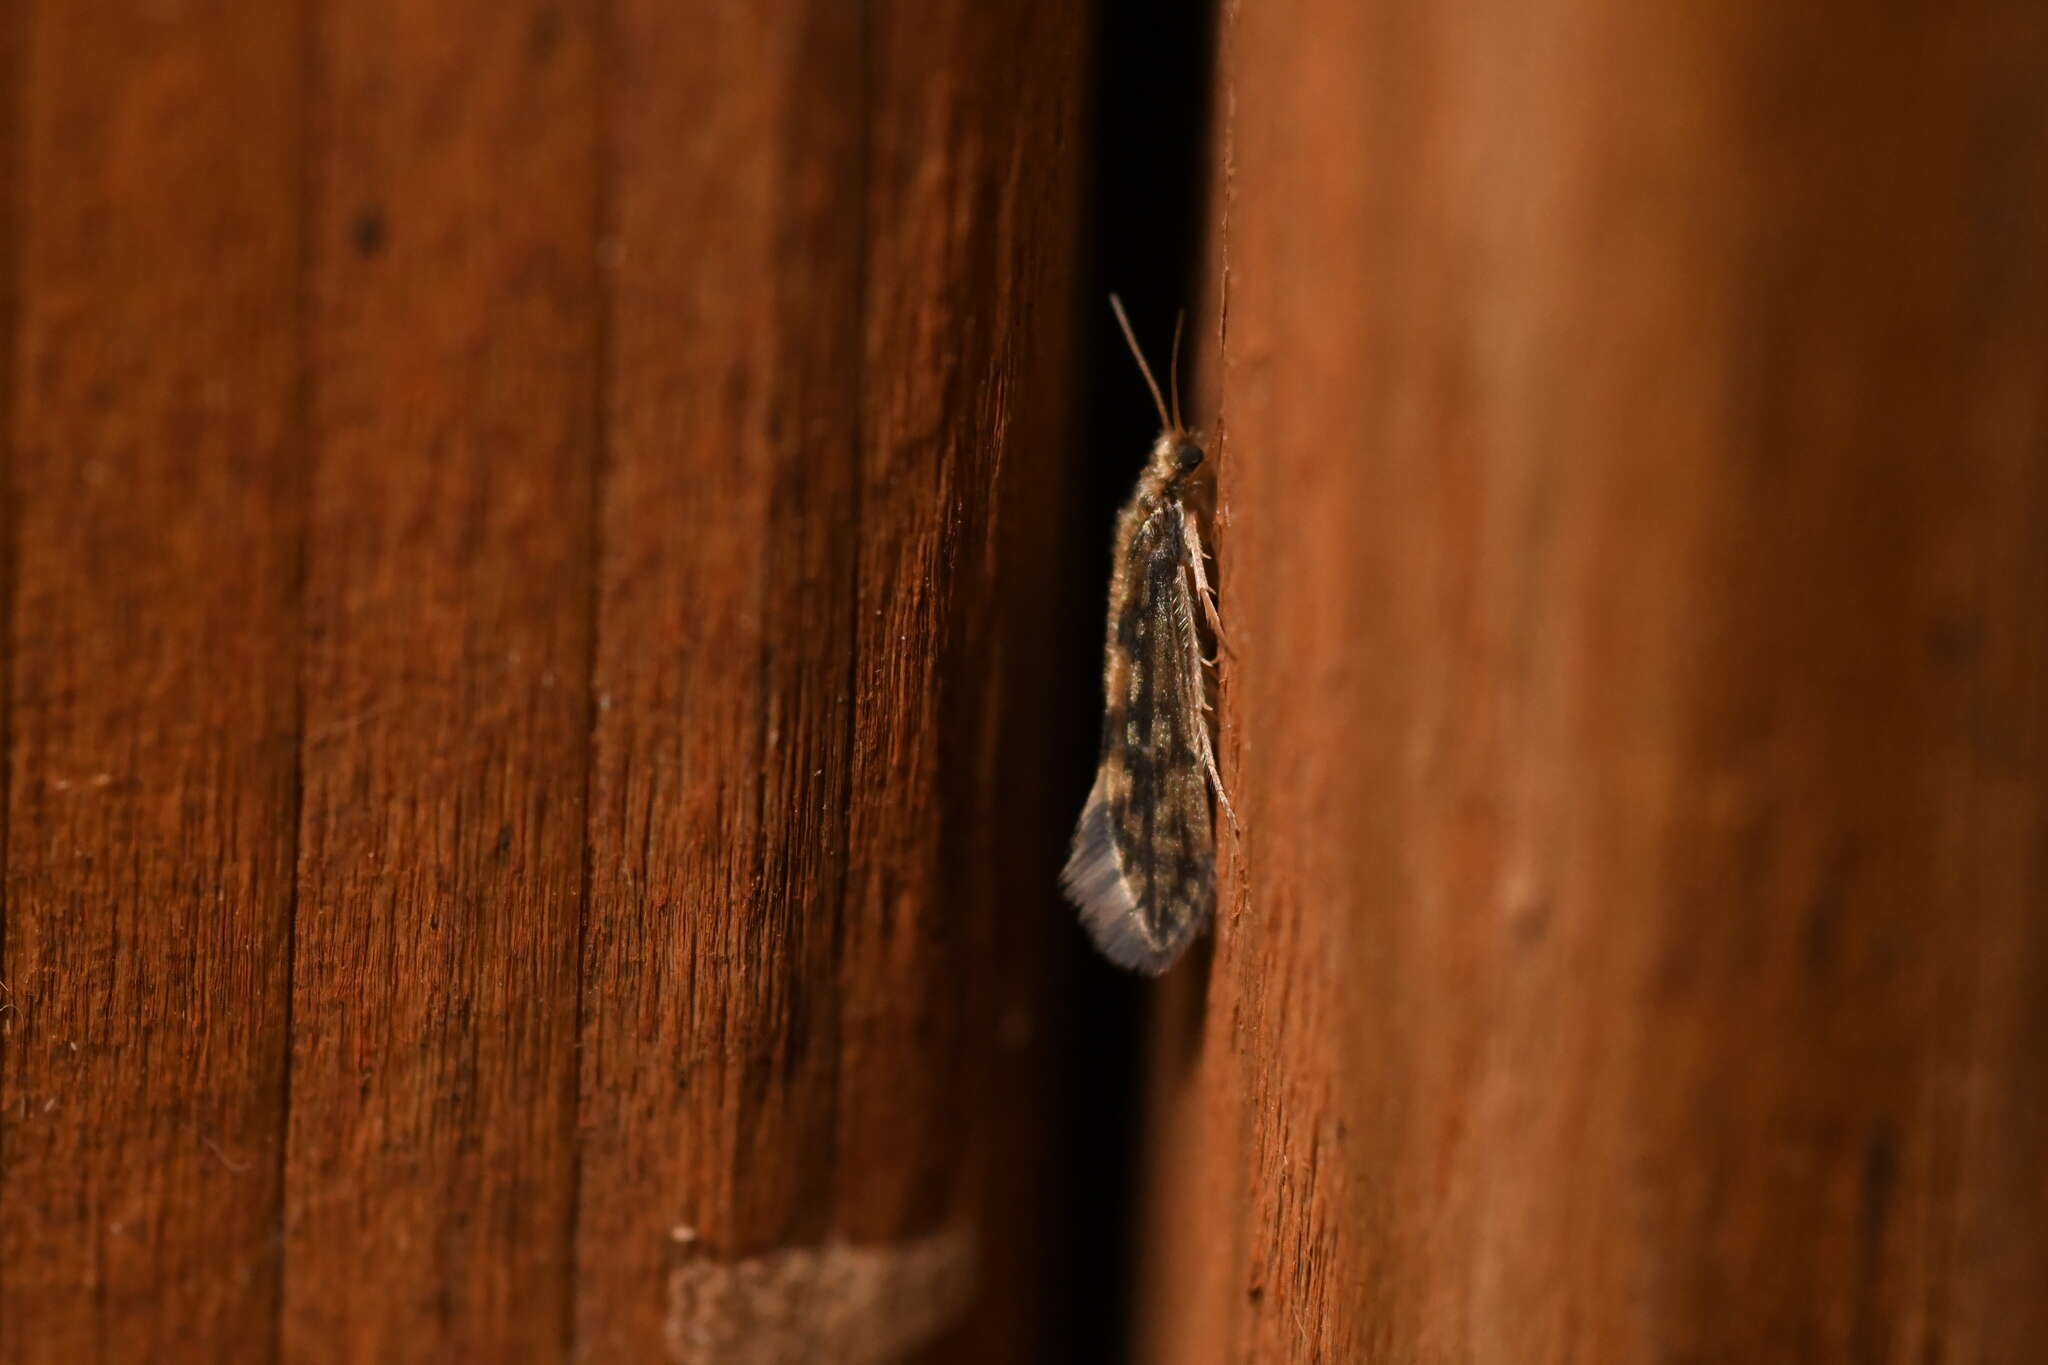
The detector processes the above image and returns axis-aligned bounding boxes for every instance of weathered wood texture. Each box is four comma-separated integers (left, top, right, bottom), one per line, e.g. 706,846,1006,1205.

0,2,1086,1361
2,3,302,1356
284,2,598,1358
1137,1,2048,1362
577,1,1087,1361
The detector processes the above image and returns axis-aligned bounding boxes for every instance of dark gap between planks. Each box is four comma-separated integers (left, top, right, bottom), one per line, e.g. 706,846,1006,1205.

1056,0,1221,1359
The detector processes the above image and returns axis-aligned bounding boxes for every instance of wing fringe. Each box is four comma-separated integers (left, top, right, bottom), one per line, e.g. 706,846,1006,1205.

1060,776,1192,976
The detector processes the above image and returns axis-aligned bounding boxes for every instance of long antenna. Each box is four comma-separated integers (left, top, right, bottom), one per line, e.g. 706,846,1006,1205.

1169,308,1186,432
1109,294,1173,432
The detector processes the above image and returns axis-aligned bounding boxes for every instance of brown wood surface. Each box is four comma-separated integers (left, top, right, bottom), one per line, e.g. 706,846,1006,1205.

2,3,302,1356
1138,1,2048,1362
574,2,1086,1361
9,1,2043,1361
283,2,598,1358
572,2,862,1355
0,2,1085,1362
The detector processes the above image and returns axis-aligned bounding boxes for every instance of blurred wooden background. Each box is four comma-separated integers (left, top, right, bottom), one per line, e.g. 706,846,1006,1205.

3,1,2046,1363
1139,1,2048,1362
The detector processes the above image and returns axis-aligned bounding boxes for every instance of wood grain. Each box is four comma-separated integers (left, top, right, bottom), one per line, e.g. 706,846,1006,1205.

848,6,1089,1357
836,0,1074,1244
571,1,862,1356
574,2,1087,1360
0,1,302,1356
1136,1,2048,1361
281,2,597,1359
0,3,1089,1359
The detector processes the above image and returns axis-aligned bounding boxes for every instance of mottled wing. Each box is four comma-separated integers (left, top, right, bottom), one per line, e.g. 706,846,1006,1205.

1062,502,1215,974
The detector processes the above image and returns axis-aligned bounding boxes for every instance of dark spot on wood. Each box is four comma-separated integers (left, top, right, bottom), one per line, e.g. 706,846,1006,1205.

1853,1123,1900,1359
1510,894,1551,947
1802,846,1855,976
528,7,564,59
782,982,815,1077
1859,1123,1897,1252
1922,611,1983,669
350,206,388,258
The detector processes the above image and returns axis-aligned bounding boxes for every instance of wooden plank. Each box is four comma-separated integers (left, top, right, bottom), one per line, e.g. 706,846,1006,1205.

857,9,1091,1359
1137,1,2048,1361
573,2,1087,1360
281,2,596,1358
0,1,302,1356
571,3,864,1357
835,0,1064,1243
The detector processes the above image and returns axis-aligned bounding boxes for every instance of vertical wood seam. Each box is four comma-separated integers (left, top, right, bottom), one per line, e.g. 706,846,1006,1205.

1210,5,1254,1350
271,0,320,1358
0,4,21,1351
823,0,876,1113
565,0,617,1356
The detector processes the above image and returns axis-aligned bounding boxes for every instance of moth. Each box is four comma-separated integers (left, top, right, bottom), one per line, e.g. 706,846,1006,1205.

1062,296,1236,975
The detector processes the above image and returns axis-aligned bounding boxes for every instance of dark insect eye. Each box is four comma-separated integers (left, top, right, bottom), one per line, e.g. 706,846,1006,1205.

1175,442,1205,473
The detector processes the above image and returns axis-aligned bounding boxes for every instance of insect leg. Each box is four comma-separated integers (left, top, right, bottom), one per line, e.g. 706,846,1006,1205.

1193,678,1239,833
1180,511,1231,662
1176,565,1239,833
1178,565,1211,712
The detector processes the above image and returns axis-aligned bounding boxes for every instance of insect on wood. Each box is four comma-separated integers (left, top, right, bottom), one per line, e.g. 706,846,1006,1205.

1062,296,1236,975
